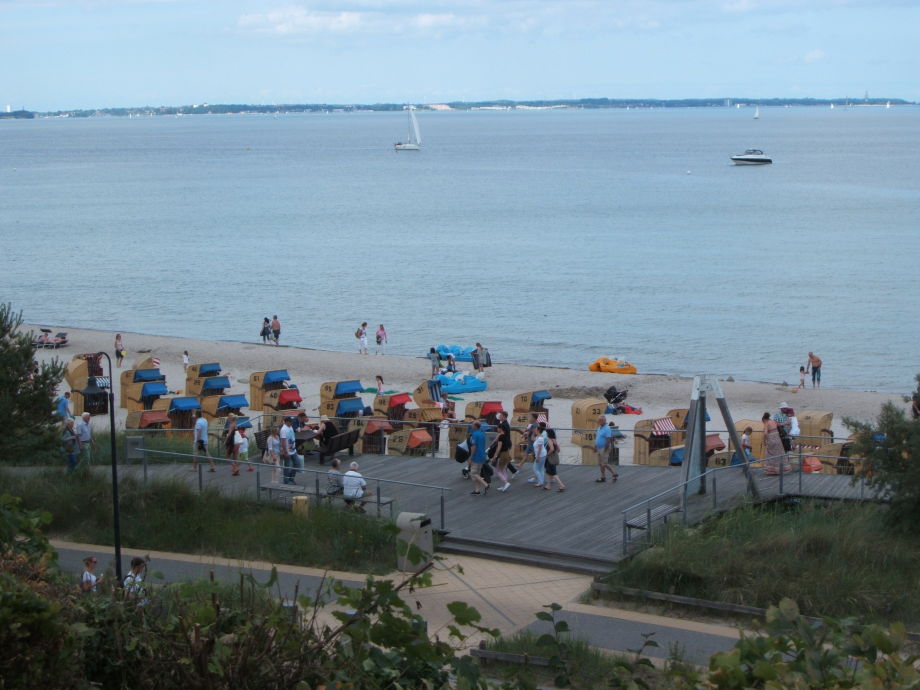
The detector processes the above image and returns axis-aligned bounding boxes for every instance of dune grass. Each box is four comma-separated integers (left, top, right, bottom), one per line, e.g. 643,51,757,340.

604,499,920,627
1,467,397,574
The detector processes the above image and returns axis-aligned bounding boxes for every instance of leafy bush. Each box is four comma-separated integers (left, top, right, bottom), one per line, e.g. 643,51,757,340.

846,380,920,530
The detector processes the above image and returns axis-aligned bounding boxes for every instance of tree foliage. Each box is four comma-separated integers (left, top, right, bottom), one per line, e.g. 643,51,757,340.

846,377,920,530
0,304,66,464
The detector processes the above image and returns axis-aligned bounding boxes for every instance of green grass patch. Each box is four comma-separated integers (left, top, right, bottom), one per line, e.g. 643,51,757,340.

484,630,662,688
605,500,920,627
1,467,397,574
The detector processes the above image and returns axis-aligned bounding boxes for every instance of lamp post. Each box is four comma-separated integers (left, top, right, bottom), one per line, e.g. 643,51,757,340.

79,352,122,585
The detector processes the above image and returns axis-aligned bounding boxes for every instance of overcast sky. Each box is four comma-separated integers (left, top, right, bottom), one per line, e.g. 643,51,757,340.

1,0,916,111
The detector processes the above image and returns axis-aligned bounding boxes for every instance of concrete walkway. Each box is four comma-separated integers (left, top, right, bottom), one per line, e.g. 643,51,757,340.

53,539,740,665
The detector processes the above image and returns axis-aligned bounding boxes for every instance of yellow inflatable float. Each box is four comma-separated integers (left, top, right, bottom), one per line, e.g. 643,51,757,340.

588,357,637,375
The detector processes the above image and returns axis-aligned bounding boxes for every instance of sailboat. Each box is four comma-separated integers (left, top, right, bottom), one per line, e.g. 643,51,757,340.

394,107,421,151
753,105,760,120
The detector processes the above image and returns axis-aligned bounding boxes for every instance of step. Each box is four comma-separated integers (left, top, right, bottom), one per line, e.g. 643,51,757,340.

436,536,616,576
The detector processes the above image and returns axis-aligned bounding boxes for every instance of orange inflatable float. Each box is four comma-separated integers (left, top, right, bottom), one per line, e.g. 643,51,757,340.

588,357,637,375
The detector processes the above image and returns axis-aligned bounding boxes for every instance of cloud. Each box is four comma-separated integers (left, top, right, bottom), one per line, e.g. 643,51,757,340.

803,48,826,63
238,7,366,34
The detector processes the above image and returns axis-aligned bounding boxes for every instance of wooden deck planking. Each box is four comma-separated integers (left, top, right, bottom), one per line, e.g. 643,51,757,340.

125,453,882,563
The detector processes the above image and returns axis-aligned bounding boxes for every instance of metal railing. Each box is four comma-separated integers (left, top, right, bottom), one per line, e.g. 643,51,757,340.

131,447,453,531
620,448,875,556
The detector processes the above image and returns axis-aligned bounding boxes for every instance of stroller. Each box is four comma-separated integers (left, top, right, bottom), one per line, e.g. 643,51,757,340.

604,386,629,415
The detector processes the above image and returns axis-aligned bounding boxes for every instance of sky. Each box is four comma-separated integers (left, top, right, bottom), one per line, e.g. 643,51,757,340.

1,0,917,111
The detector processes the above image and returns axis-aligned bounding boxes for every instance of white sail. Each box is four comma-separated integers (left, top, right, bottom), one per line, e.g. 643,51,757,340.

395,108,421,150
754,105,760,119
409,110,421,145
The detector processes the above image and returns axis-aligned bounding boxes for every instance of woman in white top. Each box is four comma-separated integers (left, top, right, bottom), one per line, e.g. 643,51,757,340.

81,555,102,593
239,427,252,471
267,426,282,483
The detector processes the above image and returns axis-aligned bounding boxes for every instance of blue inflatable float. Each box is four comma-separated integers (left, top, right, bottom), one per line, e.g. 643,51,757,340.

436,372,488,394
436,344,475,362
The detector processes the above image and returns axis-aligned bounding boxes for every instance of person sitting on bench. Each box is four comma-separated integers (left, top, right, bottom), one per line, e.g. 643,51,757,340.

326,457,344,496
317,415,339,445
342,461,367,511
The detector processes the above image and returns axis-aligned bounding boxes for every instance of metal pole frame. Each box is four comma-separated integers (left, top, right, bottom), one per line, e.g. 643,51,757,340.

97,351,123,585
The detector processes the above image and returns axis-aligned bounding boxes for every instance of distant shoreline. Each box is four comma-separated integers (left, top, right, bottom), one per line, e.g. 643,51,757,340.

16,97,915,120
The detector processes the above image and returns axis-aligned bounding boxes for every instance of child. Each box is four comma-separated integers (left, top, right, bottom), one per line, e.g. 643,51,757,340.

267,426,281,483
798,366,806,390
239,428,252,471
182,350,189,371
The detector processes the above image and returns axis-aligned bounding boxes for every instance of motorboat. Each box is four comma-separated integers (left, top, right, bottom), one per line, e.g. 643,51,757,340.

731,149,772,165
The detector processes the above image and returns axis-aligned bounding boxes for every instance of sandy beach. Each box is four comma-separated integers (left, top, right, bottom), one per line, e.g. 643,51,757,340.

32,323,906,464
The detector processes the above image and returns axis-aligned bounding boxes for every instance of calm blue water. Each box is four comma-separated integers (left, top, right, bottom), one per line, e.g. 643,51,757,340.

2,107,918,391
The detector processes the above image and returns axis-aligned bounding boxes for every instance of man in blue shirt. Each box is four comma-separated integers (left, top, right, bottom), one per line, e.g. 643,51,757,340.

468,421,489,495
594,415,619,483
56,391,72,420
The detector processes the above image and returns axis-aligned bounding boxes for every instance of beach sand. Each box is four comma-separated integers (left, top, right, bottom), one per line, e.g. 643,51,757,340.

32,324,906,464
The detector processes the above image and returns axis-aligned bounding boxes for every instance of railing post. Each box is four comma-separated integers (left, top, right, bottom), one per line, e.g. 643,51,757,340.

712,475,718,509
798,445,803,493
315,473,321,505
198,462,203,493
646,503,653,546
142,448,148,486
440,490,446,531
622,514,628,556
376,481,382,518
779,460,784,495
256,465,261,500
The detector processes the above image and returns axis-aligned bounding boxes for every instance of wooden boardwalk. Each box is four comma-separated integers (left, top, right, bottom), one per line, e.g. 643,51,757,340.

123,451,883,565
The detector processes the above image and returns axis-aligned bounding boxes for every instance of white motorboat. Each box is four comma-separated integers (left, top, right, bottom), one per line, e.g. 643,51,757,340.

731,149,772,165
394,107,421,151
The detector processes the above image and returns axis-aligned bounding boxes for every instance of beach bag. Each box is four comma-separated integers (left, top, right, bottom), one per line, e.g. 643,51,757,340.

455,439,470,463
355,328,362,338
777,423,792,452
376,335,383,344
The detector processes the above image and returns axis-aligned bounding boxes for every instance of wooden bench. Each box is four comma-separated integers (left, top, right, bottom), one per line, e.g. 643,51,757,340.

318,428,361,464
259,481,394,517
623,504,681,549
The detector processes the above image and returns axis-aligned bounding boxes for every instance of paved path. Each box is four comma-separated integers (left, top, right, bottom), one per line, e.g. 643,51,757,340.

54,539,740,665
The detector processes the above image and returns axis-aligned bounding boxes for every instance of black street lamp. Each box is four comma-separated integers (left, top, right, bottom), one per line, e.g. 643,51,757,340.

79,352,122,585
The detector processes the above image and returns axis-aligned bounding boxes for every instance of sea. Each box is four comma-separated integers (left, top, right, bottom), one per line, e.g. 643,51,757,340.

2,106,918,392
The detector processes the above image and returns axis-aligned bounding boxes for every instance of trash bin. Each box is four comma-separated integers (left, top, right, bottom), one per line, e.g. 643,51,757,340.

292,495,309,516
396,512,433,572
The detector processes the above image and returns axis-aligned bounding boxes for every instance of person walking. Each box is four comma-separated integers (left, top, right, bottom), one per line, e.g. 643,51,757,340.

81,555,103,593
261,317,271,344
356,322,369,355
270,316,281,345
224,415,242,476
114,334,126,368
491,411,516,492
806,351,822,388
239,426,253,471
594,415,619,483
75,412,96,465
543,428,566,492
279,416,301,485
192,409,215,471
182,350,190,371
374,324,387,355
123,557,148,604
532,427,548,488
266,425,282,483
62,419,80,472
762,412,788,473
56,391,73,420
468,421,490,495
428,347,441,377
473,342,486,374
